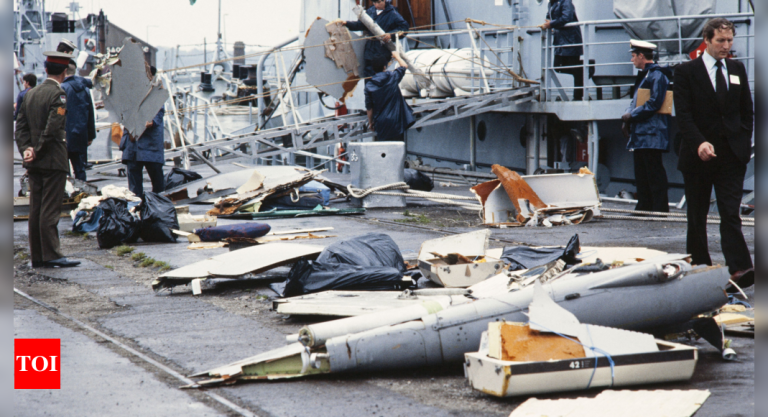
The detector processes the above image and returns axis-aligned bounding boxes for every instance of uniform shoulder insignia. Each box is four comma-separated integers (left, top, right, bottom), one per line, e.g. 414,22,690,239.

57,107,66,116
60,94,67,104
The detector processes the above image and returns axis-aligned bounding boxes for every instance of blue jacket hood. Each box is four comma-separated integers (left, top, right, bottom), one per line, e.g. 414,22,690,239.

63,76,93,93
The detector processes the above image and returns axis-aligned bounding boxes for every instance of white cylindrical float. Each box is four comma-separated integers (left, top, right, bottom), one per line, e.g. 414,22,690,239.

399,49,495,98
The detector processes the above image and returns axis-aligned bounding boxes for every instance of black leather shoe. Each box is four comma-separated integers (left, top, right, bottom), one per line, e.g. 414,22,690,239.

726,268,755,293
41,258,81,268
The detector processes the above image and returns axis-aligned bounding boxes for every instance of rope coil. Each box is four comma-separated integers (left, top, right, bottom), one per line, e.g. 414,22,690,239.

346,182,482,210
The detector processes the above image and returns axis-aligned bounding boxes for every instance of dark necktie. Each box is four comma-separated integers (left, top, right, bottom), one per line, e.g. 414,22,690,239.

715,60,727,108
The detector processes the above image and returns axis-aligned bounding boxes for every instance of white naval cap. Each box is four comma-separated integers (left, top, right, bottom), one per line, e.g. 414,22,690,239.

57,39,76,54
629,39,657,53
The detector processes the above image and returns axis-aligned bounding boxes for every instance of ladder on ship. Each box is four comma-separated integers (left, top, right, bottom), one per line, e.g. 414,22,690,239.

89,86,537,175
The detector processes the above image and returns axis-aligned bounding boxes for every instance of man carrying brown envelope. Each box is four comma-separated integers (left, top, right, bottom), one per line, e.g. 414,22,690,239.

621,39,672,214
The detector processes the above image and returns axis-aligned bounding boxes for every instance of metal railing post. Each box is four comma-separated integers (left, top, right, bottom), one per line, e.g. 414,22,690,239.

469,115,477,171
540,30,547,102
588,120,599,177
582,23,590,101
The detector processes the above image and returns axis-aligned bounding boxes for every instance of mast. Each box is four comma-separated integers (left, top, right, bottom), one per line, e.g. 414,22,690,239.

214,0,229,72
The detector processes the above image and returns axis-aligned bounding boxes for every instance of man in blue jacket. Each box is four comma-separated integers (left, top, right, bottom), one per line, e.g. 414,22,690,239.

621,40,671,213
61,60,96,181
14,73,37,120
120,66,166,197
542,0,584,100
365,51,414,141
343,0,409,82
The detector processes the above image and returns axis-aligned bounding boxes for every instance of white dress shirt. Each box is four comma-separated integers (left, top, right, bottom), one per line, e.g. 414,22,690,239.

702,50,729,91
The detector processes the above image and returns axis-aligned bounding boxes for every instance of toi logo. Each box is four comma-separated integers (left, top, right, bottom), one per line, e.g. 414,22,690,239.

15,339,60,389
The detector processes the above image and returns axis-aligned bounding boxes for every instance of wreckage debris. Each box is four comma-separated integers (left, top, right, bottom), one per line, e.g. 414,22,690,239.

152,243,325,290
500,234,581,271
304,18,366,103
417,230,505,288
464,282,697,397
95,37,167,139
189,257,730,386
508,390,710,417
175,205,216,232
217,205,365,220
273,289,466,317
471,166,600,227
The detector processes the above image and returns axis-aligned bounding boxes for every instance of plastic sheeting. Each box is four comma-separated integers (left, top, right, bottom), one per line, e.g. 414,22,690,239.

164,167,203,191
613,0,715,54
138,192,180,243
281,261,405,297
276,233,408,297
316,233,406,273
501,234,581,271
404,169,434,192
194,223,271,242
96,198,139,249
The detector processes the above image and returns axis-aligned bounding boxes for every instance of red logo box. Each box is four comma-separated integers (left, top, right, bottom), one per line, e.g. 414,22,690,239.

15,339,60,389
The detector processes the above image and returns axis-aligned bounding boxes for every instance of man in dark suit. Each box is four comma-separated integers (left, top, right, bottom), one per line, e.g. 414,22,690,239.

674,18,753,290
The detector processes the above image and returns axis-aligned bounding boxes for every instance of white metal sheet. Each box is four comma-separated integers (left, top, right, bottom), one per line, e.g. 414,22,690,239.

509,389,711,417
274,290,464,317
523,173,601,209
418,230,490,261
160,243,325,279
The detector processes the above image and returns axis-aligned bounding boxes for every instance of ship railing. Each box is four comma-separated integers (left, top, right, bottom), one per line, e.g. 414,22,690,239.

541,12,755,103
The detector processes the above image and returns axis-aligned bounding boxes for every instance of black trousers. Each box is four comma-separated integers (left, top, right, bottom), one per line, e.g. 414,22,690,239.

126,161,165,198
682,145,752,274
27,169,66,262
68,151,87,181
554,55,584,101
633,149,669,212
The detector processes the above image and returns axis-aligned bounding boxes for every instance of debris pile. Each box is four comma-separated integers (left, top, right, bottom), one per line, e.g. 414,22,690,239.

471,165,600,227
96,191,179,249
162,165,362,219
464,282,698,397
185,251,731,387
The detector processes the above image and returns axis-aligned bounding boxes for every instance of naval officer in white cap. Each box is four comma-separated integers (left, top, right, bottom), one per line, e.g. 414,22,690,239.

621,39,672,214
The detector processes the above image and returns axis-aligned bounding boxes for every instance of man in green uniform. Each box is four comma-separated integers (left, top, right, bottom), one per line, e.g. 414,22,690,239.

15,51,81,268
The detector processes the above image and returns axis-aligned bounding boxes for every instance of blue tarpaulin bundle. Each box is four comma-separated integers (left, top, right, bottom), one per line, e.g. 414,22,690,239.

72,207,103,233
276,233,409,297
194,223,271,242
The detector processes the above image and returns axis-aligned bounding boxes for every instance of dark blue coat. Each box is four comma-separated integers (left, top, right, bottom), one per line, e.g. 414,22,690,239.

346,3,409,64
547,0,583,57
365,67,415,140
120,108,165,164
61,75,96,153
626,63,671,151
14,88,30,120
